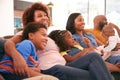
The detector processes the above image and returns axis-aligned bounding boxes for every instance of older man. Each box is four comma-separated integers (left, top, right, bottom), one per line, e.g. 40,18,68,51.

85,15,107,45
86,15,120,80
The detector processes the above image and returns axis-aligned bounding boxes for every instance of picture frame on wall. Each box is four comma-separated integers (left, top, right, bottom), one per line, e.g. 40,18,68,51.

14,17,23,34
14,17,22,28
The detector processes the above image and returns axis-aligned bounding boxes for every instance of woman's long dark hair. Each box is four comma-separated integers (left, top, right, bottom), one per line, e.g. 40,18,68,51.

66,13,81,34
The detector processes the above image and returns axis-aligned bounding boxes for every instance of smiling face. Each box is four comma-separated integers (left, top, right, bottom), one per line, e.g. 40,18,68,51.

98,16,107,31
94,15,108,31
34,10,49,27
63,31,76,47
29,28,48,50
74,15,85,32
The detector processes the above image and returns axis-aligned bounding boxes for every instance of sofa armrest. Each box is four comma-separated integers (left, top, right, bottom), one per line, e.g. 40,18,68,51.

23,75,59,80
0,38,7,61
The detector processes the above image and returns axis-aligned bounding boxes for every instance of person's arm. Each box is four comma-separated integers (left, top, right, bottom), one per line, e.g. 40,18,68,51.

105,62,120,72
4,35,30,76
63,49,88,62
63,48,98,62
95,38,103,46
87,32,103,46
109,22,120,37
26,67,43,77
83,37,93,47
113,43,120,51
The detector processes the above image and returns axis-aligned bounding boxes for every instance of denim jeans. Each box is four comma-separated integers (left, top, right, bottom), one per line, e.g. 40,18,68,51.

106,56,120,64
41,52,113,80
66,52,113,80
41,65,92,80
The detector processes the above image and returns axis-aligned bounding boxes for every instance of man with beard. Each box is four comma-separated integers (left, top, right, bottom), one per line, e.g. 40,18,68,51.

85,15,108,45
86,15,120,45
86,15,120,80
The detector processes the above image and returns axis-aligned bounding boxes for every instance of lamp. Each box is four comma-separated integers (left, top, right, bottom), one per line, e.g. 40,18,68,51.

47,1,54,26
47,1,54,8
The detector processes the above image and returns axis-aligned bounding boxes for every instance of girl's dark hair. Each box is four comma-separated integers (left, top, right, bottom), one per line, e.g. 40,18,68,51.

66,13,81,34
22,22,47,40
49,30,69,52
22,3,49,28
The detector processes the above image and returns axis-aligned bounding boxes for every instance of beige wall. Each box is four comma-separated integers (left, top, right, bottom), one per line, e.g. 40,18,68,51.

0,0,14,37
14,10,23,18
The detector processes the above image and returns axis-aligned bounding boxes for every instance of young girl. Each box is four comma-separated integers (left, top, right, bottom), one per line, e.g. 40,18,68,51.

4,3,114,80
0,22,58,80
102,23,120,66
49,30,101,62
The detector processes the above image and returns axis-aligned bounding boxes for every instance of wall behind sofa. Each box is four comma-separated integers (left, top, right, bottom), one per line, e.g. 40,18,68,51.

0,0,14,37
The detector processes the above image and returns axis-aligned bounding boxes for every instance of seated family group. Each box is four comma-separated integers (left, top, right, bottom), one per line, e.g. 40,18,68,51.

0,2,120,80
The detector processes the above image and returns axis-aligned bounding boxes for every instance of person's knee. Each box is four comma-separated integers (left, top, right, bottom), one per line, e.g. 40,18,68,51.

89,52,101,57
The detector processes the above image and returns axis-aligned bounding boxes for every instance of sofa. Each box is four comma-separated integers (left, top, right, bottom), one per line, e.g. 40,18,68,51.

0,38,7,61
0,38,120,80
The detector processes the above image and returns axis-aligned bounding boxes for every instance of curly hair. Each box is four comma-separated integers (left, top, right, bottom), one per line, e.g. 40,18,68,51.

66,13,81,34
22,3,49,28
22,22,47,40
49,30,69,52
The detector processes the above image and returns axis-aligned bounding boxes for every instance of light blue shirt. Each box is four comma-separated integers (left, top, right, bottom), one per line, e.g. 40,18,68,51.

73,32,98,48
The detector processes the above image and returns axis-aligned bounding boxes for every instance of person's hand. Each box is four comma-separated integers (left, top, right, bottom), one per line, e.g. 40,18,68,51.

83,37,92,47
83,37,90,44
13,56,30,77
109,22,120,37
109,22,117,28
32,68,40,73
87,47,103,55
113,43,120,51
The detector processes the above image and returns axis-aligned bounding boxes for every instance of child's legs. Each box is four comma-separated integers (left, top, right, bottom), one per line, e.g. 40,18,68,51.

66,52,113,80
